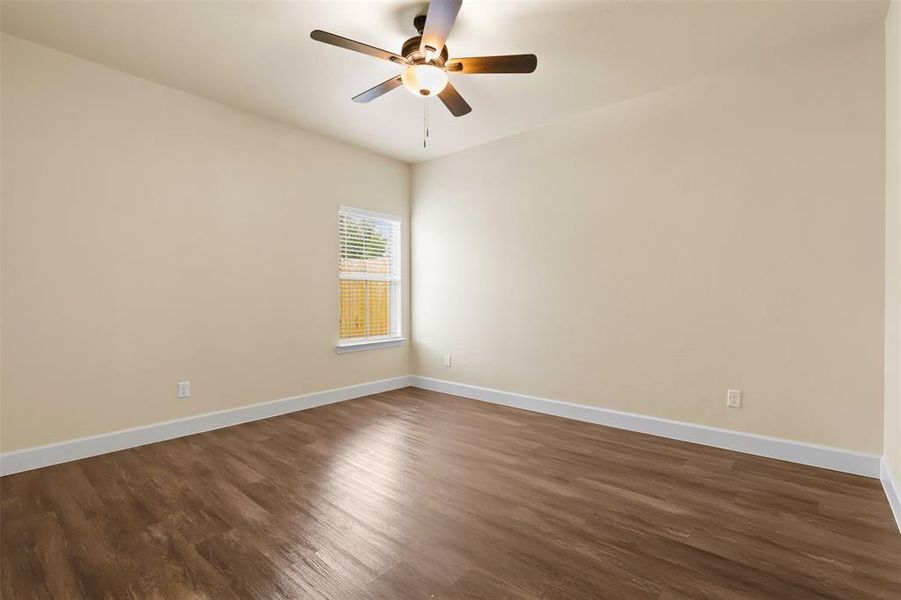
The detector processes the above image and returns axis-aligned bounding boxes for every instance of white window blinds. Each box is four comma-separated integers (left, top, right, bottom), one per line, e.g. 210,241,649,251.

338,207,401,341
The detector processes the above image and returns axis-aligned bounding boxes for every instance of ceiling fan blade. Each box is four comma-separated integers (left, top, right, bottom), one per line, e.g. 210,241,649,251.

352,76,403,103
438,82,472,117
419,0,462,58
446,54,537,74
311,30,406,64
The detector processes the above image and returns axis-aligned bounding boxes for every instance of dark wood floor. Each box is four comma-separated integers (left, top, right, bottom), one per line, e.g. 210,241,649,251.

2,387,899,599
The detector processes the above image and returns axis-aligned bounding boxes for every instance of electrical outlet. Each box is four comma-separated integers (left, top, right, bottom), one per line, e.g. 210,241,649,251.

726,389,742,408
177,380,191,399
444,354,452,367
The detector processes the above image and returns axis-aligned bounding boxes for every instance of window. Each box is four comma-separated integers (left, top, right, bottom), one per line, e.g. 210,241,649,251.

337,207,403,352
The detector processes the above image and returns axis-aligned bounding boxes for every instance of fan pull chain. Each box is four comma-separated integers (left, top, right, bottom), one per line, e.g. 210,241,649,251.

423,100,430,149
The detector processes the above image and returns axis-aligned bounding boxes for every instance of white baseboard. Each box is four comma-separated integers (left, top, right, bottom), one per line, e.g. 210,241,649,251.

1,374,885,484
0,376,413,476
410,376,882,478
882,458,901,533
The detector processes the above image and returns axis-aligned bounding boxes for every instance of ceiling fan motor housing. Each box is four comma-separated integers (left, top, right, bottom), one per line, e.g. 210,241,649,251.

401,35,448,67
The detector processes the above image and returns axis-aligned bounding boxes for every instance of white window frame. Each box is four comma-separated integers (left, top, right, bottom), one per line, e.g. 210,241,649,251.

336,206,404,353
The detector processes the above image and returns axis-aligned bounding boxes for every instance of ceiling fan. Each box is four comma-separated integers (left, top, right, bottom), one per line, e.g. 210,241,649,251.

310,0,537,117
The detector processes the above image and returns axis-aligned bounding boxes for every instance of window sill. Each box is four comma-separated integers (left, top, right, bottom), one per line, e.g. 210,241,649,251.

335,337,406,354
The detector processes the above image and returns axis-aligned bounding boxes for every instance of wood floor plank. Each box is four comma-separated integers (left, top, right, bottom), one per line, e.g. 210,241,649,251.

2,387,899,599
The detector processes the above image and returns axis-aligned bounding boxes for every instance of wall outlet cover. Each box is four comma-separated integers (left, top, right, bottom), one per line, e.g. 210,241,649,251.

726,389,742,408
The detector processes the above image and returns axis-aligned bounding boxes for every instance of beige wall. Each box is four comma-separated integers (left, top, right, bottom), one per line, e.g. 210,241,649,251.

0,34,411,452
412,30,885,453
886,0,901,482
1,24,891,459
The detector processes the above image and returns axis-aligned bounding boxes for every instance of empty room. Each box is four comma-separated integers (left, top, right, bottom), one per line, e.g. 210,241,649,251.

1,0,900,597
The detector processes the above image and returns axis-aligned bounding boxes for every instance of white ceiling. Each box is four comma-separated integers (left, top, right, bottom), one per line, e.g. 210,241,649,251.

1,1,888,163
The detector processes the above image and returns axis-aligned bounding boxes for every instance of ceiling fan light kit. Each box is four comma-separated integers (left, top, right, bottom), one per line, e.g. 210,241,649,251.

310,0,537,121
402,64,448,97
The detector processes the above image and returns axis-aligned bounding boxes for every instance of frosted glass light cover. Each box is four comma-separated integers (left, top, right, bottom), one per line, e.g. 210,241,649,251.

401,64,448,97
